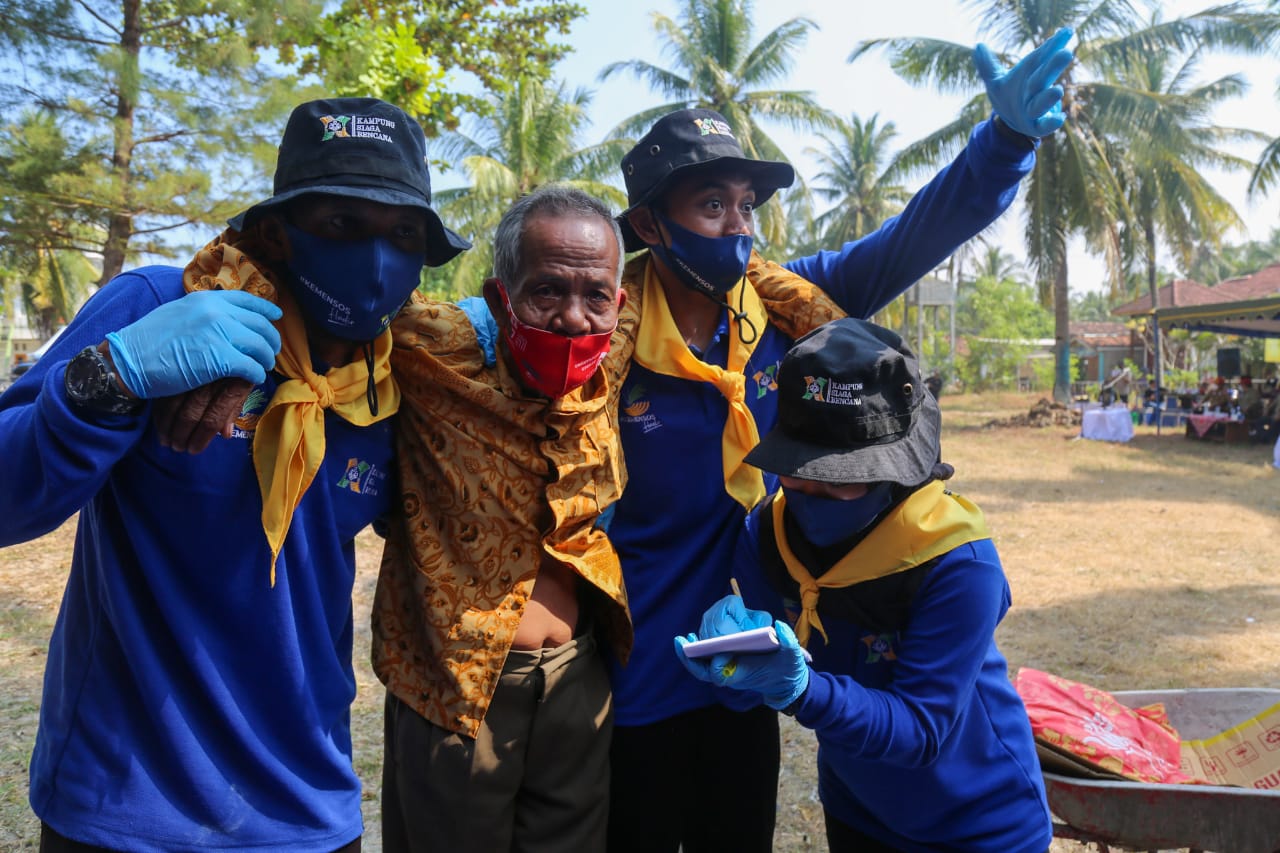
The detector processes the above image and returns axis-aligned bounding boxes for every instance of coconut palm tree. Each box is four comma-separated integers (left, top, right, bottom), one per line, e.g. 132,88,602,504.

1247,0,1280,199
801,112,913,328
805,113,912,249
597,0,837,246
849,0,1280,401
1106,35,1264,389
425,76,630,297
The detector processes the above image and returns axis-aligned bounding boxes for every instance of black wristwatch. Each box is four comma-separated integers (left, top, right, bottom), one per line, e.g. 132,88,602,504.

64,345,144,415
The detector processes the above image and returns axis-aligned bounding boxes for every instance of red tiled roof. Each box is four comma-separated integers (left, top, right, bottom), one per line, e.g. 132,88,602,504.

1112,279,1221,315
1212,262,1280,301
1070,321,1134,348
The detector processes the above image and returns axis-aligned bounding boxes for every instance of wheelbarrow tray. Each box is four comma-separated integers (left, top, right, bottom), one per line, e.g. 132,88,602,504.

1044,688,1280,853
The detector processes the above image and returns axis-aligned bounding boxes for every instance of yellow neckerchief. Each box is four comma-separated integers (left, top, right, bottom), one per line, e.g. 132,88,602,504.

632,261,769,509
772,480,990,646
184,230,400,585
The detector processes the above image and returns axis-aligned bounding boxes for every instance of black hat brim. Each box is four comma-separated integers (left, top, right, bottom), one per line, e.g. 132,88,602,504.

617,157,794,253
227,185,471,268
744,392,942,487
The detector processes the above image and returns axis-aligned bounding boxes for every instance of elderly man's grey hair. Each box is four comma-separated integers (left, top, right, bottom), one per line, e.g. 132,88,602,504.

491,185,625,290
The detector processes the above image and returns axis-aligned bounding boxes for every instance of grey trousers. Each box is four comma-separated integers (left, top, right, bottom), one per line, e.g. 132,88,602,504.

382,634,612,853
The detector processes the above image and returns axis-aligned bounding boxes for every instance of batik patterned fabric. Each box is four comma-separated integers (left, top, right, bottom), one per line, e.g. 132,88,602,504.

373,296,637,738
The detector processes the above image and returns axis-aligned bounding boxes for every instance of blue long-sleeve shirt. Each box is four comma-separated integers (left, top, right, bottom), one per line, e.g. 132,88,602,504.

0,267,392,852
733,523,1052,853
608,118,1038,726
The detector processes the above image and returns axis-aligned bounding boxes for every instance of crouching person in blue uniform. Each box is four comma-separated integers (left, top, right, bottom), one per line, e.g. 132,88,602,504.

0,97,468,852
675,318,1051,853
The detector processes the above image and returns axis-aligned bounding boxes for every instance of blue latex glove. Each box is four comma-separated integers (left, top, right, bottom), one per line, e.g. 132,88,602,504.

699,593,773,639
974,27,1074,138
105,290,283,399
676,609,810,711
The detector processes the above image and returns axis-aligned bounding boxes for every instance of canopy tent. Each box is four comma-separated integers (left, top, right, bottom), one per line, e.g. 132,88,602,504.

1155,296,1280,339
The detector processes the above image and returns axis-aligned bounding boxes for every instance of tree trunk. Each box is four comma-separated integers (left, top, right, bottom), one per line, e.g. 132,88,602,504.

97,0,141,286
1052,258,1071,403
1146,218,1163,428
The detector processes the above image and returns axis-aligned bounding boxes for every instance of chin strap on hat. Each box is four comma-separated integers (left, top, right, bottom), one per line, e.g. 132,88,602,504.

364,342,379,417
728,283,759,346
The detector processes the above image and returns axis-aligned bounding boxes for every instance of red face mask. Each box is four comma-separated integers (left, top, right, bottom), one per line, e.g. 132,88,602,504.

496,282,618,398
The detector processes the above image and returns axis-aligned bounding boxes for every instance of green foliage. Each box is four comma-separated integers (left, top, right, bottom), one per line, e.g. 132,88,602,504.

955,272,1052,391
852,0,1280,401
301,1,584,135
804,113,911,251
1188,227,1280,283
1071,290,1116,322
0,0,321,292
421,76,629,299
599,0,837,248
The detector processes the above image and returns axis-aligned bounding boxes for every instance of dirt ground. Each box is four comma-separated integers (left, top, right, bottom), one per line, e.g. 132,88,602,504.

2,392,1277,850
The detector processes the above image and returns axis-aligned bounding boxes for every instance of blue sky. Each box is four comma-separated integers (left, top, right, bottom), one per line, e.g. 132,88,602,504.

454,0,1280,292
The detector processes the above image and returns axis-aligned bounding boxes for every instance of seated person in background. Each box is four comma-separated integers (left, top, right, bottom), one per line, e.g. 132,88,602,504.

1255,386,1280,444
674,318,1051,853
1239,376,1262,420
1202,377,1230,413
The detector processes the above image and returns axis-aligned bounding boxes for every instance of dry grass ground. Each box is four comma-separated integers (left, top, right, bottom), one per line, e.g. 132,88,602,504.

2,391,1277,850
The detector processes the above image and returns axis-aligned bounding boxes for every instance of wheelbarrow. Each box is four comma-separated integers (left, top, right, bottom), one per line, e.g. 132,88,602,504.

1043,688,1280,853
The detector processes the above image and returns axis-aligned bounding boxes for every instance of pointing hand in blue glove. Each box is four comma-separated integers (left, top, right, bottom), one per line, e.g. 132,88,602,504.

974,27,1074,139
105,290,283,399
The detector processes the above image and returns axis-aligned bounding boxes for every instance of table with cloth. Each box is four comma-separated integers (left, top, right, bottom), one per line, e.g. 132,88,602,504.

1080,405,1134,442
1185,412,1248,444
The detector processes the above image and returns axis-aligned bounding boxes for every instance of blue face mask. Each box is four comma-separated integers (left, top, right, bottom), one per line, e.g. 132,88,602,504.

283,223,424,341
782,482,896,547
647,211,752,298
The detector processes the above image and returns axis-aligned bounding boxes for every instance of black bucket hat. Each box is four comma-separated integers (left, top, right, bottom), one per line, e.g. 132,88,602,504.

617,108,794,252
744,318,942,487
228,97,470,268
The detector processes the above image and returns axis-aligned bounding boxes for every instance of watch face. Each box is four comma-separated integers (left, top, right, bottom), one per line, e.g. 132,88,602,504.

66,347,110,402
65,346,141,415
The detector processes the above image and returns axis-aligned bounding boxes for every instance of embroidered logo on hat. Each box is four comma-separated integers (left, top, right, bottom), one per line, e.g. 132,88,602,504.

319,115,351,139
693,116,734,137
805,378,865,407
802,376,826,402
320,113,397,143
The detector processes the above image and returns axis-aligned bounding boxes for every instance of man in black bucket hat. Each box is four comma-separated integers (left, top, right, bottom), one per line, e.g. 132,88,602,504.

605,27,1073,853
0,95,467,852
675,318,1051,853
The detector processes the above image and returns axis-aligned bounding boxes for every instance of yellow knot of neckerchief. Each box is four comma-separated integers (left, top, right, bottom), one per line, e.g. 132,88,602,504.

633,262,768,510
184,232,401,586
772,480,991,647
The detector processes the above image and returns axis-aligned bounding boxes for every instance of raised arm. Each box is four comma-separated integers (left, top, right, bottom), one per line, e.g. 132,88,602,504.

785,28,1074,318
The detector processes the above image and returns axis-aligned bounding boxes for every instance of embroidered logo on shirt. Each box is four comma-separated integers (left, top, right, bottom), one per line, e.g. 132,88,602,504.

621,384,664,433
230,388,270,439
753,363,779,399
861,633,897,663
338,458,386,495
